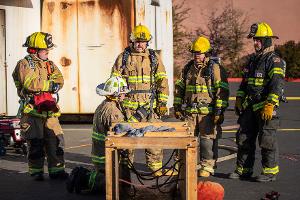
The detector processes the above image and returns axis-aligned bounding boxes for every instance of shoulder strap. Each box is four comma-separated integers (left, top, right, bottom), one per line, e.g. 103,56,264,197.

121,47,131,70
183,60,194,80
148,49,158,74
25,55,35,69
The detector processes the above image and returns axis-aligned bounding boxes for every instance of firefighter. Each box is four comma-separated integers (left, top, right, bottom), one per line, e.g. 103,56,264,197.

66,76,132,194
111,24,169,175
12,32,67,181
174,36,229,177
229,22,285,182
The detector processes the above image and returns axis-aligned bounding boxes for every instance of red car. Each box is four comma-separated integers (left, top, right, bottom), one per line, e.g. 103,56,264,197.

0,116,27,156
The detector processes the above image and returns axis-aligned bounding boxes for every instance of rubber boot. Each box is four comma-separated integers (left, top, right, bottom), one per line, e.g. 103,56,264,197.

198,170,210,177
228,170,252,180
31,172,44,181
255,173,277,182
74,167,91,194
66,167,81,193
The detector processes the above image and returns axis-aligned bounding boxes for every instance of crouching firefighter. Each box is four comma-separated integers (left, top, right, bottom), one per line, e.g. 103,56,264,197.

12,32,67,181
229,22,286,182
67,76,147,194
111,24,169,176
174,36,229,177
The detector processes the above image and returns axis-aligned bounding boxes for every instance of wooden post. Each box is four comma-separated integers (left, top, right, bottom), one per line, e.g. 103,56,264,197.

105,146,114,200
186,147,197,200
179,149,186,199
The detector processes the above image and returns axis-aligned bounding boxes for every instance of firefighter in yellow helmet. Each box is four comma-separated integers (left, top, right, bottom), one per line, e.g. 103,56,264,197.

12,32,67,181
111,24,169,175
229,22,285,182
174,36,229,177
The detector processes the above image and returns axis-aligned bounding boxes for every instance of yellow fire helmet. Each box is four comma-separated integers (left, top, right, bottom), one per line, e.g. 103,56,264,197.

23,32,56,49
190,36,211,53
247,22,279,39
130,24,152,42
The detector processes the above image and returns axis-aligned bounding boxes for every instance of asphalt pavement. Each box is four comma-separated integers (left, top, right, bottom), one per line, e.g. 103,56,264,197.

0,82,299,200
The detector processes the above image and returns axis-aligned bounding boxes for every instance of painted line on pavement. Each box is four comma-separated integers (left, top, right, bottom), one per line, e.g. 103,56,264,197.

65,144,92,150
229,97,300,100
223,128,300,133
65,159,93,166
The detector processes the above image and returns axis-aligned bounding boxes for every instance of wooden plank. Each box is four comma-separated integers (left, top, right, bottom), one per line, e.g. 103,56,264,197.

110,121,190,131
186,147,198,200
179,149,186,200
105,147,114,200
106,137,197,149
107,131,193,137
114,150,119,200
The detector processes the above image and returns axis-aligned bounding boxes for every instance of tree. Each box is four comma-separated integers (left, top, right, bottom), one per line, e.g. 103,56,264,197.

195,3,249,77
275,40,300,78
172,0,193,80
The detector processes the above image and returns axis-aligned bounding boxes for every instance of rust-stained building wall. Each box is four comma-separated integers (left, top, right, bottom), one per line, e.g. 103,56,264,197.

2,0,173,115
41,0,135,113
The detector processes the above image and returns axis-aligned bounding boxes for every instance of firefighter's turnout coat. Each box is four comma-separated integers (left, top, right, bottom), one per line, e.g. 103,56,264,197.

174,58,229,173
234,46,285,175
12,54,65,176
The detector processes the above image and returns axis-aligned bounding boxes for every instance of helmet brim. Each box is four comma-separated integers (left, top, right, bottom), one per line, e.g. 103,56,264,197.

248,35,279,39
96,83,130,96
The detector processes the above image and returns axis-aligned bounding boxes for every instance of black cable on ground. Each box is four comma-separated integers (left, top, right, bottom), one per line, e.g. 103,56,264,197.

119,149,184,195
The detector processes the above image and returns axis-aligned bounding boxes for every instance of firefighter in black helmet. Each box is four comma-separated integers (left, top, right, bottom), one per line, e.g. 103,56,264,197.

229,22,286,182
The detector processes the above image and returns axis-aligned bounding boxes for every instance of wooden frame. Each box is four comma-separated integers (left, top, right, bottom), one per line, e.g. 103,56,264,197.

105,122,198,200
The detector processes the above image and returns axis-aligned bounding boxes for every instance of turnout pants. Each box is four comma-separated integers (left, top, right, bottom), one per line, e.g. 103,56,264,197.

236,107,279,175
20,115,65,175
187,113,221,173
126,109,163,171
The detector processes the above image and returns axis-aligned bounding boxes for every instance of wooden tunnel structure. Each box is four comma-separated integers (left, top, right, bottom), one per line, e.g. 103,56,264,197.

105,121,198,200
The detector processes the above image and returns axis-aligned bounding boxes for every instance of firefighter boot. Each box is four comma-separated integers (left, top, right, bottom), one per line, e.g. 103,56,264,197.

49,170,69,180
66,167,81,193
228,170,252,180
255,173,277,182
74,167,91,194
31,172,44,181
198,170,211,177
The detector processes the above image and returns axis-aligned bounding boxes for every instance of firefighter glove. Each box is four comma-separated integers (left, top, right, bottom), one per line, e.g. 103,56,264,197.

235,97,243,116
261,103,275,121
214,114,224,125
174,106,184,119
156,104,168,116
175,111,184,120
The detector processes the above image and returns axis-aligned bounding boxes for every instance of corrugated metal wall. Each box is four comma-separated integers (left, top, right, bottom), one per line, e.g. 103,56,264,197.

41,0,135,113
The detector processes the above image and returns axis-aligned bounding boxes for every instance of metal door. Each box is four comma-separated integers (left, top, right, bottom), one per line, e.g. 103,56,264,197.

41,0,134,113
